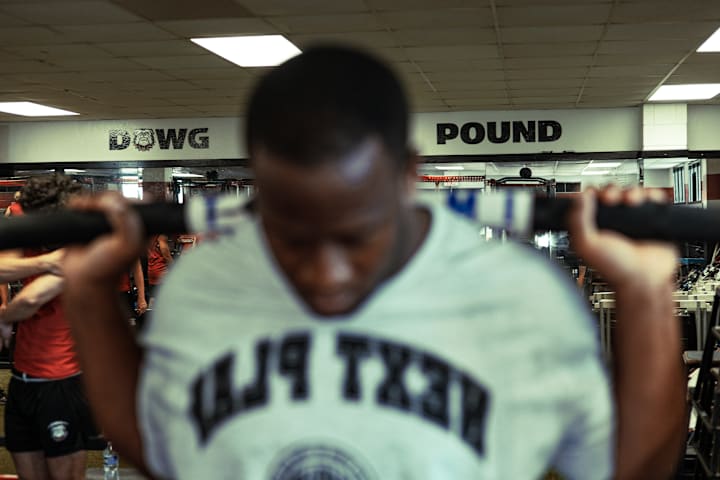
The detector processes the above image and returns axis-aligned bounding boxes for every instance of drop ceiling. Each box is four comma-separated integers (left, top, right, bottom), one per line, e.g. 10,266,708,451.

1,0,720,122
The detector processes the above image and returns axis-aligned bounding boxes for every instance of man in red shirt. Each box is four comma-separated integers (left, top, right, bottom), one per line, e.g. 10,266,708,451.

146,233,173,309
0,175,97,480
5,191,23,217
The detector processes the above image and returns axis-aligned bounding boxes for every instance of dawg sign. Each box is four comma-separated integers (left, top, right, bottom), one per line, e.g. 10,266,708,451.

109,128,210,152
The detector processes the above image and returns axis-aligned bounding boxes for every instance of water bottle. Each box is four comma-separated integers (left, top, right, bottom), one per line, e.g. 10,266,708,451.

103,441,119,480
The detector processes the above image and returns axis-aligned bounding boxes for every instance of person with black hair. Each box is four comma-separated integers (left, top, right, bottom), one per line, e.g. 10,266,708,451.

5,191,23,217
62,46,684,479
0,175,97,480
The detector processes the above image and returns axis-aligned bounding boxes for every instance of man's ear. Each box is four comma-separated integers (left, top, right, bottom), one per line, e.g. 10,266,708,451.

401,148,420,204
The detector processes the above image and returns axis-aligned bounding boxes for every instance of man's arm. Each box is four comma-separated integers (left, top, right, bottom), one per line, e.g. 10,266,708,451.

157,235,174,266
0,249,64,283
61,194,151,475
569,187,685,480
0,274,64,323
132,259,148,315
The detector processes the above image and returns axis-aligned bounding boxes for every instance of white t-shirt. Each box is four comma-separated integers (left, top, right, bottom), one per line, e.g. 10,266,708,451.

139,202,613,480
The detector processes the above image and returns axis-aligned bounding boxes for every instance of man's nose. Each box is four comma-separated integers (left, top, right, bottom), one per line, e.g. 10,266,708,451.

304,243,353,290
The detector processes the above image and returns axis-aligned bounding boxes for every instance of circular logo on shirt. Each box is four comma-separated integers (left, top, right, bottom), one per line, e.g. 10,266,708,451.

47,421,70,442
270,444,375,480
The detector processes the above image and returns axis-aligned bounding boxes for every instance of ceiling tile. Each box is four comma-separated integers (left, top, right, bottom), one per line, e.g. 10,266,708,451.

53,23,176,42
0,60,63,73
604,22,718,41
393,27,496,47
498,4,612,26
404,45,499,61
508,78,584,88
160,67,249,80
594,53,682,66
0,11,27,26
587,64,671,77
6,44,113,60
583,76,659,87
504,56,593,68
238,0,367,16
413,59,505,72
502,26,604,43
96,40,208,57
424,70,506,82
0,26,66,46
287,31,397,49
367,0,485,10
505,67,588,79
377,8,493,30
1,1,143,25
503,43,597,57
50,57,149,71
115,0,252,21
185,78,253,89
130,55,235,69
268,13,380,33
611,1,720,23
155,18,277,37
598,39,695,55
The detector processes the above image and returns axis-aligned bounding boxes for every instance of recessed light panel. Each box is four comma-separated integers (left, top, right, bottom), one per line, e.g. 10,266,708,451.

0,102,79,117
648,84,720,101
191,35,301,67
697,27,720,52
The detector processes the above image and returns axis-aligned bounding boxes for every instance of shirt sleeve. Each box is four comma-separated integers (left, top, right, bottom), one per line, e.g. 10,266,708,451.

552,346,614,480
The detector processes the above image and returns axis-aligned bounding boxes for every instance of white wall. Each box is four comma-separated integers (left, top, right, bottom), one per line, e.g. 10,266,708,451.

643,169,672,188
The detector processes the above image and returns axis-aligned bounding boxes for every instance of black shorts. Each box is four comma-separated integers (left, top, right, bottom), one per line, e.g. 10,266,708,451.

4,373,99,457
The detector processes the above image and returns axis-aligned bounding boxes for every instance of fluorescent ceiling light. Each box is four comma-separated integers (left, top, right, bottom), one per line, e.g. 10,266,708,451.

172,173,204,178
190,35,301,67
648,84,720,101
64,169,86,173
587,162,621,168
0,102,79,117
698,27,720,52
581,170,610,176
435,165,464,170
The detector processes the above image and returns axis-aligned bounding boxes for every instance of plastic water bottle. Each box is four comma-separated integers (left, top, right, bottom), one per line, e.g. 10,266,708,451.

103,441,119,480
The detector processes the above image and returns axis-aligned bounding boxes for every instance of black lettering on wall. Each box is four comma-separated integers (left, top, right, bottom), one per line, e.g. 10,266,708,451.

188,128,210,149
488,121,510,144
190,352,235,444
156,128,187,149
460,123,485,144
538,120,562,142
109,130,130,150
460,373,490,456
512,121,536,143
278,333,311,400
437,123,459,144
419,353,450,429
377,341,412,412
241,340,271,410
337,334,371,401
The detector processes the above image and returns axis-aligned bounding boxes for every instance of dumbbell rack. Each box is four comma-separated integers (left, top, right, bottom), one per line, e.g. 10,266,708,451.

689,289,720,478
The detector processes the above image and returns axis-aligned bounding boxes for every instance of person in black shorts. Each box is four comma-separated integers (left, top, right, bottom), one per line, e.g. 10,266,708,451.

0,175,98,480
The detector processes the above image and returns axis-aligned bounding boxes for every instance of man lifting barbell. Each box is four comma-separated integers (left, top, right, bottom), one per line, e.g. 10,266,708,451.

61,45,685,480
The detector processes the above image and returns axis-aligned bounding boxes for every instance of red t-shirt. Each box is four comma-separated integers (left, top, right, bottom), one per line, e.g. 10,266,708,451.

13,254,80,379
147,235,169,285
119,272,131,292
7,202,23,216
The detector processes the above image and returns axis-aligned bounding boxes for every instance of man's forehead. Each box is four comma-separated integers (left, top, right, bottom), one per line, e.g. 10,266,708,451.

253,137,393,184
